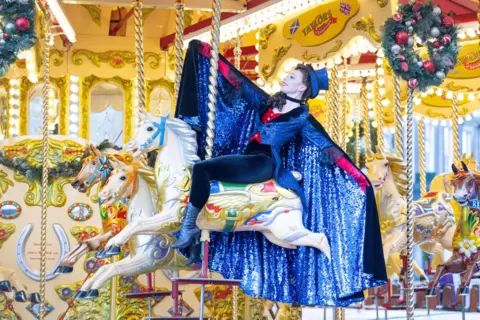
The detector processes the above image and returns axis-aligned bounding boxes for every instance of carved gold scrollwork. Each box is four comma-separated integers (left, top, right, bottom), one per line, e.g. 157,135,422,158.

445,81,472,92
377,0,388,8
259,24,277,50
50,49,65,67
72,50,162,69
51,76,69,135
426,108,448,119
0,169,13,197
302,40,343,61
19,77,35,136
352,15,381,43
261,44,292,81
82,5,102,26
80,75,134,141
0,222,15,248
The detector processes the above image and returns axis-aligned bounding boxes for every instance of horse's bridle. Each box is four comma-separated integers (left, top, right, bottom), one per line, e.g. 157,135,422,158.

139,117,167,152
85,155,114,187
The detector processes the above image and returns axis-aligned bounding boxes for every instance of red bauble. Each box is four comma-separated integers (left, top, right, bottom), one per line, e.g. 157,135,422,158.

395,31,409,45
442,16,454,28
393,13,403,22
400,62,409,72
423,60,435,73
433,41,440,48
3,33,8,40
15,17,30,32
412,2,423,12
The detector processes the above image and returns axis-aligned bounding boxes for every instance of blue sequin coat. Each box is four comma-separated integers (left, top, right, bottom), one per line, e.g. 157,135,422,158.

176,40,387,306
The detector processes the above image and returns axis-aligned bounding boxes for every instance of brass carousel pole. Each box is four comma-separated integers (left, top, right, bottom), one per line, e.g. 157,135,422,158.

375,71,384,155
134,0,146,113
234,30,242,71
355,100,361,166
39,11,51,320
341,58,348,150
394,76,404,158
418,117,426,196
452,94,460,163
362,78,372,160
405,88,415,320
331,64,340,144
173,0,185,109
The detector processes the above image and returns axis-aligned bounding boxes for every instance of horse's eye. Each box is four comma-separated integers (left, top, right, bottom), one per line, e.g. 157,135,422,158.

120,176,127,181
147,127,154,132
384,163,388,167
92,161,96,165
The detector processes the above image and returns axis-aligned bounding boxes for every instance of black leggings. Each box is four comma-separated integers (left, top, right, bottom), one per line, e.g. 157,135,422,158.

189,154,275,208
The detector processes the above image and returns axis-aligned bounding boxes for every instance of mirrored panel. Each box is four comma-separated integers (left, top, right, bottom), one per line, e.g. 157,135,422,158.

149,86,172,117
28,84,60,135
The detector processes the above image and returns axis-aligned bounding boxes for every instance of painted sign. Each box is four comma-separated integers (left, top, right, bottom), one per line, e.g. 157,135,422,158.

448,43,480,79
283,0,360,47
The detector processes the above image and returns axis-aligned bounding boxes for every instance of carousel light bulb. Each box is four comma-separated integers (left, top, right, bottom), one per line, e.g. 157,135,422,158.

446,91,453,99
435,89,443,96
432,120,439,126
427,88,434,95
48,108,56,116
376,58,383,65
326,60,334,69
353,70,360,77
414,98,421,105
457,93,465,100
377,68,385,75
335,56,343,65
378,78,385,86
9,98,16,105
467,29,476,38
421,92,428,98
440,120,447,127
368,102,374,109
255,32,260,40
379,88,386,96
367,92,373,99
255,66,259,73
415,114,421,121
424,118,430,123
257,78,264,86
474,110,480,117
466,115,473,121
70,84,79,93
69,124,79,133
254,55,259,62
70,114,78,123
70,104,79,113
372,121,378,128
255,43,260,51
366,83,373,91
381,99,390,107
368,69,376,76
49,90,55,98
377,48,385,58
368,110,375,117
8,118,16,125
360,70,368,77
459,118,465,125
458,32,466,39
468,93,475,101
70,94,79,103
8,127,17,135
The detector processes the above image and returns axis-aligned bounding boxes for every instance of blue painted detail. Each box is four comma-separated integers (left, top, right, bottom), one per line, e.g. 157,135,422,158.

210,180,221,194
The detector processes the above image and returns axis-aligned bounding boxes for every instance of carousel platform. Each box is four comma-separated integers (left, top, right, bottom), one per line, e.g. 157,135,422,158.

302,308,478,320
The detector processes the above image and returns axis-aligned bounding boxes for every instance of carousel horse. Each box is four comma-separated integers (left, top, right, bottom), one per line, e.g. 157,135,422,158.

75,160,191,299
427,162,480,296
55,145,131,274
366,153,456,279
0,266,40,303
102,111,331,260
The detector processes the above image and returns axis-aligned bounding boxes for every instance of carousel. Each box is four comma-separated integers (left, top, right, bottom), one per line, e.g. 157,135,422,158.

0,0,479,319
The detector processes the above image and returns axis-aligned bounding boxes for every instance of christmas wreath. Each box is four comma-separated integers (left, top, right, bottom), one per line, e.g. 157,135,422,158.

0,0,37,76
382,1,459,91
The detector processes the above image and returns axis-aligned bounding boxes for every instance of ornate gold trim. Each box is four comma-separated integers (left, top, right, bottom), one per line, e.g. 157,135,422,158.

79,75,134,142
445,82,472,92
72,49,162,69
377,0,388,8
50,49,65,67
301,40,343,61
352,15,381,43
426,108,448,119
19,77,35,136
146,78,175,115
259,24,277,50
51,76,69,135
1,78,11,138
82,5,102,26
261,44,292,81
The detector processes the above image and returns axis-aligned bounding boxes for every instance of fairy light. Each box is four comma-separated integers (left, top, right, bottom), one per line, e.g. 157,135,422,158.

68,75,79,136
8,79,20,137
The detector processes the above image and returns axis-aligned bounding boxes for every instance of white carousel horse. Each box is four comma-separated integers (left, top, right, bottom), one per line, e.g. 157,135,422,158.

366,153,456,280
75,161,189,299
0,266,40,303
103,110,331,259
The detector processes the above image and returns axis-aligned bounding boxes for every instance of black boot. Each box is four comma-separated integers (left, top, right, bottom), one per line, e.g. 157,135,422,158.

172,203,201,249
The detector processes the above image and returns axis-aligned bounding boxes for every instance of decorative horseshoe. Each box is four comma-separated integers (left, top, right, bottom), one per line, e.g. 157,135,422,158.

16,223,70,281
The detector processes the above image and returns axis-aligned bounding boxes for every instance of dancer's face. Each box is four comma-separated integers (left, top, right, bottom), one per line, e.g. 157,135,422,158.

280,70,307,96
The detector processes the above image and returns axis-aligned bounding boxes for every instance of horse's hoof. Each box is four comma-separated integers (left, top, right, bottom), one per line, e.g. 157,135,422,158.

426,288,437,297
30,293,41,304
15,290,27,302
85,289,99,299
54,266,63,274
75,290,88,300
460,287,470,296
0,280,12,292
105,246,121,257
61,266,74,274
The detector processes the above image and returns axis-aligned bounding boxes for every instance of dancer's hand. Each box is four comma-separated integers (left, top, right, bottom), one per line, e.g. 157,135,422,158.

335,157,370,193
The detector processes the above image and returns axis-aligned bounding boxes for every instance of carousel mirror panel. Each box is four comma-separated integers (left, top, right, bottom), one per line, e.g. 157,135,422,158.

28,84,60,135
89,82,124,146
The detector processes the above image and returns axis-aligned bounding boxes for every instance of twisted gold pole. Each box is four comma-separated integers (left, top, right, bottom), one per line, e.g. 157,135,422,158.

335,307,345,320
39,20,51,320
355,101,360,166
133,0,146,113
234,31,242,70
394,76,403,159
331,64,340,144
232,285,238,320
418,117,426,196
375,72,384,155
341,59,347,150
325,89,332,136
452,94,460,164
362,79,372,158
406,88,415,320
205,0,222,160
173,0,185,109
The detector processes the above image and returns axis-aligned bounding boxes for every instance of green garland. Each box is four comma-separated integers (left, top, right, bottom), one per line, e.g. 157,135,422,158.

382,1,459,91
0,0,37,76
0,140,119,182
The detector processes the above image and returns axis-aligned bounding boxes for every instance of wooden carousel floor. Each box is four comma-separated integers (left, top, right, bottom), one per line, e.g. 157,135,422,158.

302,307,477,319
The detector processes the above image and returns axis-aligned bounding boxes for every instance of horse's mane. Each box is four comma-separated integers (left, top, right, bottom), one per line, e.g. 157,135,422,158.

165,117,200,166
